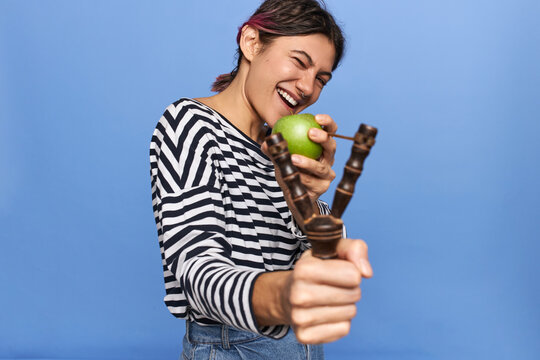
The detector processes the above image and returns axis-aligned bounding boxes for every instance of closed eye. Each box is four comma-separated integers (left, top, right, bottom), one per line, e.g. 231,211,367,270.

317,76,328,87
294,57,307,68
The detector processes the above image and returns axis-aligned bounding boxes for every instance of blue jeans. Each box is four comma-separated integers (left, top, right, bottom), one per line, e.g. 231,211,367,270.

182,321,324,360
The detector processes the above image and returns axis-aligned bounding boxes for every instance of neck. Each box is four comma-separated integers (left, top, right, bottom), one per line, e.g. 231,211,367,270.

196,63,264,142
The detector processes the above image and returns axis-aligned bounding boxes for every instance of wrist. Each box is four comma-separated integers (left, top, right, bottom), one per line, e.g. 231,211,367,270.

253,271,291,326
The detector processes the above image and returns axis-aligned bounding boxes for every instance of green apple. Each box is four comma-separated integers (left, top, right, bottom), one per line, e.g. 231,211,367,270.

272,113,323,159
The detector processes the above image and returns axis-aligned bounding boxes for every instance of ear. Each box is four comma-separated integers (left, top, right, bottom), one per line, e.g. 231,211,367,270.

238,25,261,62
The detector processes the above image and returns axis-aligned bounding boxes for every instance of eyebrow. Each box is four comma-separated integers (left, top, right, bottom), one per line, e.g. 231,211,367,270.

291,50,333,80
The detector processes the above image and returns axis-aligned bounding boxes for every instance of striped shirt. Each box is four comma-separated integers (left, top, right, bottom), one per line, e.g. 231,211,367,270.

149,98,330,338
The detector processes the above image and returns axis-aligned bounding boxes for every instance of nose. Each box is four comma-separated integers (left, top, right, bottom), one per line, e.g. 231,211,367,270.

295,71,316,99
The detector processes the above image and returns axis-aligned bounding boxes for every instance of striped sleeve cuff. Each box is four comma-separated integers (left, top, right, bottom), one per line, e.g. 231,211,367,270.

182,258,289,338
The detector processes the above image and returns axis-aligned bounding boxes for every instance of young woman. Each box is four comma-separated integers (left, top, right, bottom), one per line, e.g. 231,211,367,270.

150,1,372,358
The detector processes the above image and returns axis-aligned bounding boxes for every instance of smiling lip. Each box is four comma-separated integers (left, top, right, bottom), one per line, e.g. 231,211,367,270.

277,87,300,109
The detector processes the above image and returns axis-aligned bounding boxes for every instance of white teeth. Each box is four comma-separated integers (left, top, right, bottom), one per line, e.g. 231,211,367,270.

277,88,298,107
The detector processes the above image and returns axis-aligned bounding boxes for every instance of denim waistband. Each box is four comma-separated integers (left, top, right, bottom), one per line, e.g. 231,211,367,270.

186,320,263,349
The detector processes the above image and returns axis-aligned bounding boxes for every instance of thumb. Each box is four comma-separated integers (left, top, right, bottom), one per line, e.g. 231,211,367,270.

337,238,373,278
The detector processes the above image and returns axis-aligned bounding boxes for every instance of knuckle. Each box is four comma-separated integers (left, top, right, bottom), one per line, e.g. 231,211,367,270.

329,121,338,133
351,239,368,258
289,285,310,307
329,169,336,180
300,173,313,186
358,239,368,252
292,266,304,281
291,308,301,325
350,304,358,318
321,130,329,142
291,309,311,327
321,181,331,193
317,113,329,122
295,259,314,276
330,138,337,151
352,272,362,286
355,287,362,302
345,264,362,285
291,295,306,307
289,287,302,306
295,330,311,344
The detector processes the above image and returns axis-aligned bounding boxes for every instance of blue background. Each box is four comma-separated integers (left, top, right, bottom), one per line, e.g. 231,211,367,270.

1,0,539,359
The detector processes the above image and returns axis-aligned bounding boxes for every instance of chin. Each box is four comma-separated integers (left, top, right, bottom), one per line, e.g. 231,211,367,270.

265,116,280,129
264,109,285,127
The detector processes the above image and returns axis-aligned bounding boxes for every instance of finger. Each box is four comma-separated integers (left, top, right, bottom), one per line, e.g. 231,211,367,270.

294,256,362,288
295,321,351,345
337,238,373,278
308,127,329,144
315,114,338,134
298,172,331,189
291,304,357,328
297,172,332,200
289,282,361,307
308,127,337,165
291,154,334,179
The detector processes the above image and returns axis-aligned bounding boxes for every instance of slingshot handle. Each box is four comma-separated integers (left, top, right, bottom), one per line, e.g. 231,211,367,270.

304,215,343,259
265,133,315,221
331,124,378,219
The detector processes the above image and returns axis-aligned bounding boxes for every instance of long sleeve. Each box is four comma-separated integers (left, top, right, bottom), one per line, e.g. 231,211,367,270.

160,185,264,332
150,101,289,337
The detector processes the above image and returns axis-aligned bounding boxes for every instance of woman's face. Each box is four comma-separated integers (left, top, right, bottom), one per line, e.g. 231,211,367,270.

243,33,336,127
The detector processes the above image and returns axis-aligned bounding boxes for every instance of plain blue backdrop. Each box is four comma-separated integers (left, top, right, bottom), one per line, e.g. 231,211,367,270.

1,1,539,359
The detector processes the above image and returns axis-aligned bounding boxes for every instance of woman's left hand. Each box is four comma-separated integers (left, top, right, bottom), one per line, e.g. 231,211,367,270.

290,114,337,203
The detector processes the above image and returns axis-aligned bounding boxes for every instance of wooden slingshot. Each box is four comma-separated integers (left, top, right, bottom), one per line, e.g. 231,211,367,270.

265,124,378,259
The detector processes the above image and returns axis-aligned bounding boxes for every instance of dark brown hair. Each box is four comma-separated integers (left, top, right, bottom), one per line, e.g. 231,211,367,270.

211,0,345,92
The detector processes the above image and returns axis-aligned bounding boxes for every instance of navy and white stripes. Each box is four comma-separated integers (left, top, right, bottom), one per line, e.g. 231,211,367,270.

150,98,330,338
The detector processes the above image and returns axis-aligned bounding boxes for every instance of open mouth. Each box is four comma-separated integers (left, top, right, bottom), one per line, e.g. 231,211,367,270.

277,88,298,109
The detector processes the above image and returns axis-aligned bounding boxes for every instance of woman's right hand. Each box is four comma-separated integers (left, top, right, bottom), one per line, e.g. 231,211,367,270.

253,238,372,344
282,238,372,344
